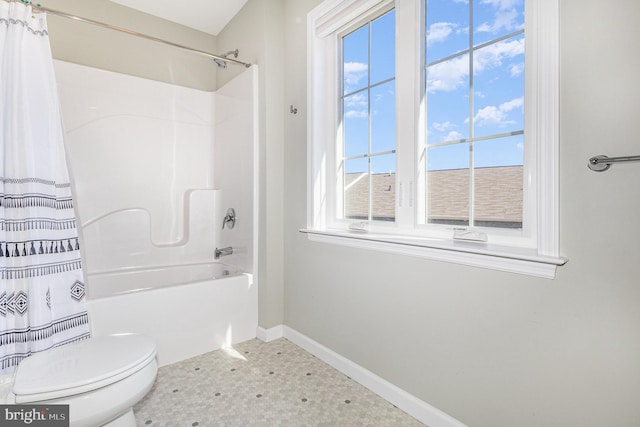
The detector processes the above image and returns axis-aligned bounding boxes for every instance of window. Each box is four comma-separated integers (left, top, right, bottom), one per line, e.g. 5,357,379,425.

342,9,396,222
306,0,565,278
424,0,524,230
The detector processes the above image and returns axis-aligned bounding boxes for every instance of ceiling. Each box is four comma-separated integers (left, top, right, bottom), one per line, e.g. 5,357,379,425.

109,0,249,36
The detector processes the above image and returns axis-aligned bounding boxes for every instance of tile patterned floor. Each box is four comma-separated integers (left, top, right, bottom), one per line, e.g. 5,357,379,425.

134,338,425,427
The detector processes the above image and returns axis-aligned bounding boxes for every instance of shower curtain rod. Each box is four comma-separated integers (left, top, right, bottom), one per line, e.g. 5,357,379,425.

19,1,252,68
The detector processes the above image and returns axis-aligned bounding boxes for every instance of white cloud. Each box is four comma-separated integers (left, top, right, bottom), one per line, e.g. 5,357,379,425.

426,54,468,93
345,109,368,119
344,92,368,119
427,22,458,46
426,38,523,93
444,131,464,141
473,106,508,126
477,9,521,33
343,62,368,91
474,38,524,71
344,92,367,108
433,121,455,132
481,0,521,10
510,62,524,77
499,96,523,112
476,0,524,34
472,96,523,127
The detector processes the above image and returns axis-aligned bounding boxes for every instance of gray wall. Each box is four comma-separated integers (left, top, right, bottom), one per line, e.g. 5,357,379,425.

47,0,219,90
278,0,640,426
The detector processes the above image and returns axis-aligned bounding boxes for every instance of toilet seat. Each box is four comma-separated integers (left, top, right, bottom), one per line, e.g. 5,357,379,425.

13,334,156,403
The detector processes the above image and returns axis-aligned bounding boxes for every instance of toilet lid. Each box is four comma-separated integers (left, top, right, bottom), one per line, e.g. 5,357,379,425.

13,334,156,398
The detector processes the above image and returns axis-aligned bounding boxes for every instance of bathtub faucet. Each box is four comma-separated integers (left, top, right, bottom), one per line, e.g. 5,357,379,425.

215,246,234,259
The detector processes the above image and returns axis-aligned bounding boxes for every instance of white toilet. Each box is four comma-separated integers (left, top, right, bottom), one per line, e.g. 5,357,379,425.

0,334,157,427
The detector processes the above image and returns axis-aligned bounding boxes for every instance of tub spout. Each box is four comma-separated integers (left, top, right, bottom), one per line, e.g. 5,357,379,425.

215,246,233,259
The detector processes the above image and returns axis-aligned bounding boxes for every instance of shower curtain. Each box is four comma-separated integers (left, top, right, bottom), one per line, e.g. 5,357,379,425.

0,1,90,374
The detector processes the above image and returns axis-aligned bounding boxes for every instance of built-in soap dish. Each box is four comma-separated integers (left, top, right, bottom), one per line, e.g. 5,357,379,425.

453,228,488,242
349,221,369,233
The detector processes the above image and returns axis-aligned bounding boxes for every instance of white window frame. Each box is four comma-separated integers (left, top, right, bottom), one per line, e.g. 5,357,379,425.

305,0,566,278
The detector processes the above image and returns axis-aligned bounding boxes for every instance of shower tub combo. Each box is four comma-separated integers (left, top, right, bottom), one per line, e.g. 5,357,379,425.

56,59,259,367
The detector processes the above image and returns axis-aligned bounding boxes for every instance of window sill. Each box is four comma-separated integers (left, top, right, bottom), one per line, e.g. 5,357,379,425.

300,228,567,279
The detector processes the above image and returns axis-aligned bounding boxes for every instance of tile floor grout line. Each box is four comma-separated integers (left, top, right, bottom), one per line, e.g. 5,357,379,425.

134,338,425,426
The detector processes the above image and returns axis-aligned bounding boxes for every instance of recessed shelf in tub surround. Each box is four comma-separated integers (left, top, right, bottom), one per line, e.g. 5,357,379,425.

81,189,222,274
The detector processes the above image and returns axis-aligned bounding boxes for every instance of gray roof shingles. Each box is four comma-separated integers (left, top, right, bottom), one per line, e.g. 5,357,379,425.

345,166,523,226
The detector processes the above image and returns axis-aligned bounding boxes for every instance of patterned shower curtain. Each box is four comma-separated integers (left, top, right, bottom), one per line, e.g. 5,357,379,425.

0,0,90,374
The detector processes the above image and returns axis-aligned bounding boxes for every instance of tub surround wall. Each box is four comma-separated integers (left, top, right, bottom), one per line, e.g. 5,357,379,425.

214,67,259,275
56,60,256,298
57,60,214,285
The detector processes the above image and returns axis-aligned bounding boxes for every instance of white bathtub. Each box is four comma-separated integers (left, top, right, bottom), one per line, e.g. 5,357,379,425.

86,262,241,299
85,263,258,367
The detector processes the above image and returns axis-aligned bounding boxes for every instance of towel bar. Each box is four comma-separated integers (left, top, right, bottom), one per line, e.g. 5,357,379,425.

588,154,640,172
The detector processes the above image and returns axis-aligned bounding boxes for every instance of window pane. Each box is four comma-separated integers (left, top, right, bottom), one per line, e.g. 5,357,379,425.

426,0,469,64
371,80,395,153
371,10,395,84
342,11,397,224
344,25,369,95
424,0,528,232
344,91,369,158
427,142,469,171
473,136,523,228
371,155,395,222
427,144,469,226
345,157,369,220
474,0,524,47
426,54,470,144
475,134,524,168
473,167,523,228
472,35,525,138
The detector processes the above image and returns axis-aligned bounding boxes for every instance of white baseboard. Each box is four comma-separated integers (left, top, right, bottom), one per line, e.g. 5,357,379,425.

256,325,284,342
258,325,466,427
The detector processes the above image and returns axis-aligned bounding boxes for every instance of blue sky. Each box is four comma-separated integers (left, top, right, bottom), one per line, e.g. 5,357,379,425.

343,9,396,175
342,0,525,173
